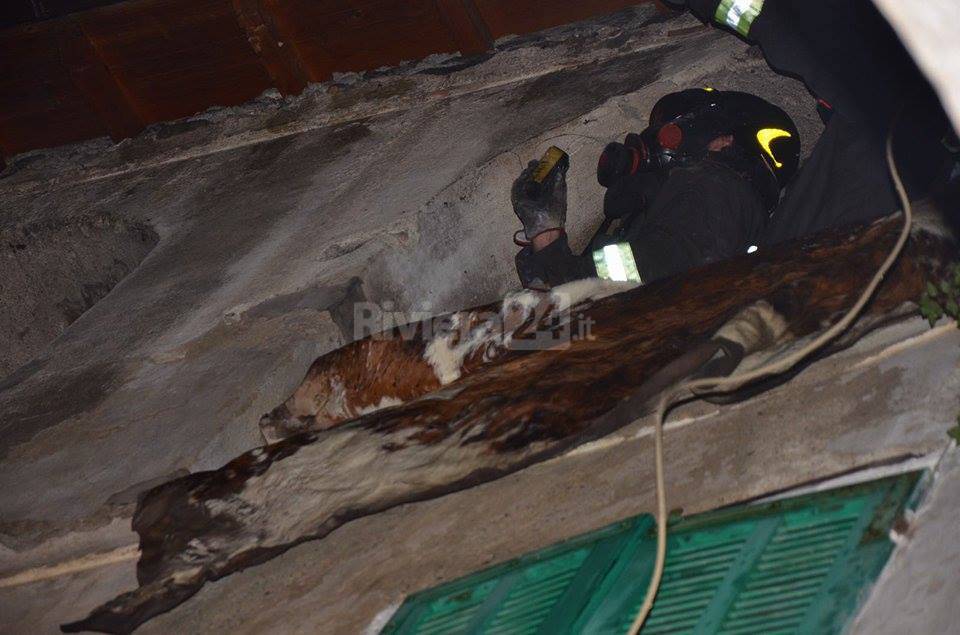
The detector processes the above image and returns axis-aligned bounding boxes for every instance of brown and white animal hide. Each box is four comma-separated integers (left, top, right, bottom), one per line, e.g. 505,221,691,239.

63,214,953,634
258,277,638,442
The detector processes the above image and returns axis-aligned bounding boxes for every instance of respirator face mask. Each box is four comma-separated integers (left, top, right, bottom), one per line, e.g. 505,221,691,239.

596,111,724,222
597,89,800,216
597,108,730,189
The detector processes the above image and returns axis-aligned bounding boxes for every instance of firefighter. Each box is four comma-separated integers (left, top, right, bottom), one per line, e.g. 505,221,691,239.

513,0,951,289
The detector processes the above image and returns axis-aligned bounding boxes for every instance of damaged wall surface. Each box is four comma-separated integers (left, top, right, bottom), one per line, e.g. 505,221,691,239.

5,4,958,633
61,214,956,632
0,216,157,377
0,7,822,541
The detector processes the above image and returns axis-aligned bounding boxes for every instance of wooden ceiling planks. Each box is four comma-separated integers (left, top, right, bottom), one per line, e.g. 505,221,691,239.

233,0,309,95
0,21,109,158
77,0,274,124
59,16,145,142
260,0,463,82
0,0,663,163
436,0,494,56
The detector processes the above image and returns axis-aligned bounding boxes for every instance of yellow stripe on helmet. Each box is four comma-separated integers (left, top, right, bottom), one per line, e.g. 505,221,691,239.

756,128,792,169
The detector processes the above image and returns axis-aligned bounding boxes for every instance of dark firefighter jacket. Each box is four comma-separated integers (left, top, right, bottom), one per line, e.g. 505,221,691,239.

523,0,947,288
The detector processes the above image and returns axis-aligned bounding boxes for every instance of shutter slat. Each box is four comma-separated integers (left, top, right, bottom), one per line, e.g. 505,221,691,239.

382,473,921,635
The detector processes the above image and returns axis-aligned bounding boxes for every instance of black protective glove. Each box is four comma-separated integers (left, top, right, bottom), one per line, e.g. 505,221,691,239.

511,159,567,241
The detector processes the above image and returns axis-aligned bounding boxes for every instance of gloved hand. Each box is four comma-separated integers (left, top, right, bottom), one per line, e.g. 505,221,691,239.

511,159,567,241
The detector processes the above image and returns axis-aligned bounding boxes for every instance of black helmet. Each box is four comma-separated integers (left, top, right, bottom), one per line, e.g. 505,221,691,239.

598,88,801,209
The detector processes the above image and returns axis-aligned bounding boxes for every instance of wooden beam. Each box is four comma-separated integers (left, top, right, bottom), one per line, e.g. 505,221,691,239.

435,0,494,56
56,17,144,143
232,0,309,96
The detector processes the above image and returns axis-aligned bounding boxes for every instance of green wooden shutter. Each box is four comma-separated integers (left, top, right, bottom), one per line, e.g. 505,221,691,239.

382,472,920,635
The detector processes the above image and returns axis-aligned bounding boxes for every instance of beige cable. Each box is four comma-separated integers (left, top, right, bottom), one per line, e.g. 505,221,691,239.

627,127,913,634
0,544,140,589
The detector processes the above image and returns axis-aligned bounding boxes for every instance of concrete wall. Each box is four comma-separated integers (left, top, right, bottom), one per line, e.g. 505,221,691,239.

0,9,821,550
0,9,830,629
